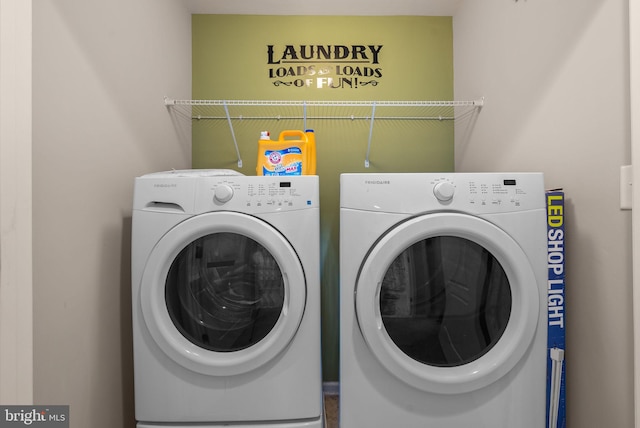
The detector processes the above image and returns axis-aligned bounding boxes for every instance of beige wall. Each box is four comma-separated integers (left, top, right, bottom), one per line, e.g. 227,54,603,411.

454,0,632,426
632,1,640,425
0,0,33,404
32,1,191,426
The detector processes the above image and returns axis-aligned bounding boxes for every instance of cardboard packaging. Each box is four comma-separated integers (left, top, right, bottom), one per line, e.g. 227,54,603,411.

546,190,566,428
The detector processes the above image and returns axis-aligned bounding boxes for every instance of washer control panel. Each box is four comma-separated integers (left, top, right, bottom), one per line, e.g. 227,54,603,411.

196,175,319,213
427,175,537,210
135,173,319,214
341,173,545,213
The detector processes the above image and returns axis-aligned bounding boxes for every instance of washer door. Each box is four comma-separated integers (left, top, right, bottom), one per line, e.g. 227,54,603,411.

355,212,539,394
140,212,306,376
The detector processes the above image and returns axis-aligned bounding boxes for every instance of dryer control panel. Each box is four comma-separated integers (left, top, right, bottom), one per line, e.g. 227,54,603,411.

340,173,545,214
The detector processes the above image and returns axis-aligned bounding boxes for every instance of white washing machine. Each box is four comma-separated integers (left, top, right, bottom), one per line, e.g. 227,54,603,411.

340,173,547,428
131,170,323,428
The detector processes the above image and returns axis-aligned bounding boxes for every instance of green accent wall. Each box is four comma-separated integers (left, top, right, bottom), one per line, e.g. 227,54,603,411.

192,15,454,382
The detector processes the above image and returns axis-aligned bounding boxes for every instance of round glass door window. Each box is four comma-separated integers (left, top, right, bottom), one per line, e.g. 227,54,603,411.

165,232,284,353
380,236,511,367
355,212,539,394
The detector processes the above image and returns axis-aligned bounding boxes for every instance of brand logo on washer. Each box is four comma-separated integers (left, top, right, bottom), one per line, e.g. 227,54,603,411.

153,183,177,188
364,180,390,185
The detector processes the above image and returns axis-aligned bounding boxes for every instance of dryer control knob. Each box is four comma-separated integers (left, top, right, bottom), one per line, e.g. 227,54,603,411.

214,184,234,203
433,181,455,202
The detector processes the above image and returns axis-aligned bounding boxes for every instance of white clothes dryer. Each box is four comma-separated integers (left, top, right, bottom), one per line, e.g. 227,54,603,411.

340,173,547,428
132,170,323,428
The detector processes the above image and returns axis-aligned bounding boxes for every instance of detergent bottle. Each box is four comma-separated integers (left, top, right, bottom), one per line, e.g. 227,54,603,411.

256,130,316,176
304,129,317,175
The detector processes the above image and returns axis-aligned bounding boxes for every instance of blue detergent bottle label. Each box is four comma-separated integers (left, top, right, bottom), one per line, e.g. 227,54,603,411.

261,147,303,176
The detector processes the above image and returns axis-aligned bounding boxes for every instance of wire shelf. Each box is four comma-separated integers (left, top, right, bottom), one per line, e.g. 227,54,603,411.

165,97,484,168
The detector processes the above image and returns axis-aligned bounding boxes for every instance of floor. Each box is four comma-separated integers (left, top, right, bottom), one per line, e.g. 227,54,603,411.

324,393,338,428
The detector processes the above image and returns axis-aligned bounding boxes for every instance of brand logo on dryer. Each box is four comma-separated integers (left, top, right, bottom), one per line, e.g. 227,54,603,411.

364,180,390,185
153,183,177,188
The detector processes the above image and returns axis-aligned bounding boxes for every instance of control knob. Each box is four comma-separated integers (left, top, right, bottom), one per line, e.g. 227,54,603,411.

214,184,234,203
433,181,455,202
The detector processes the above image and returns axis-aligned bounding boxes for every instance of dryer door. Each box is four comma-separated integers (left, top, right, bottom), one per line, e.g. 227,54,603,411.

140,211,306,376
355,212,540,394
